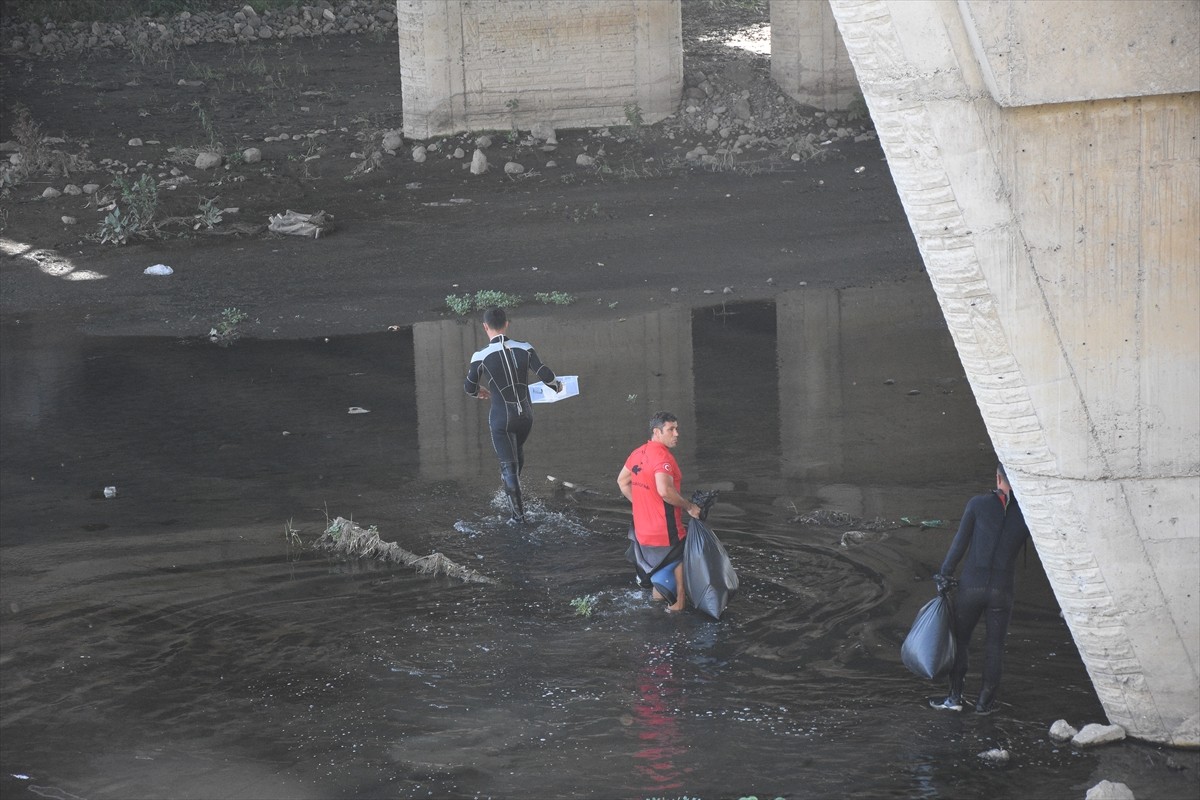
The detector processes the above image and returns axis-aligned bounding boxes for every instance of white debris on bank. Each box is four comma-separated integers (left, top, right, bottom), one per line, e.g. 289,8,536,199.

1086,780,1135,800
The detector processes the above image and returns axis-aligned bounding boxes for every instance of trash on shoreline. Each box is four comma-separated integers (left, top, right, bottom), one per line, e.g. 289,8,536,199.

103,486,117,498
268,209,335,239
144,264,173,276
315,516,496,584
347,406,370,414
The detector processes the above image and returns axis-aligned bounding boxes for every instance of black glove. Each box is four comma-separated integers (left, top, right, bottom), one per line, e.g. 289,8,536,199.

933,573,958,596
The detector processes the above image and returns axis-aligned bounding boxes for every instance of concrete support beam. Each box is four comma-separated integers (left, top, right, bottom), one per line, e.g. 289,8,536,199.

396,0,682,139
770,0,861,111
829,0,1199,745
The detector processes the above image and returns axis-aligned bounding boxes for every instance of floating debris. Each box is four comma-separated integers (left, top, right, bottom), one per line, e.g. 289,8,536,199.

315,516,496,584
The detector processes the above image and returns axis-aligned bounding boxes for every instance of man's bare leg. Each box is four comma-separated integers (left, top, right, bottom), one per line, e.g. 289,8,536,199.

666,562,686,613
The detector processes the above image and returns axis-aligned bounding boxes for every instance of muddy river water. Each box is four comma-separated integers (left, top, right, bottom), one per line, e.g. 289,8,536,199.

2,281,1196,799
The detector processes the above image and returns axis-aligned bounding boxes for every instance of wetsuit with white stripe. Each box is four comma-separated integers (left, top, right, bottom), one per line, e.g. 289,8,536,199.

464,335,556,504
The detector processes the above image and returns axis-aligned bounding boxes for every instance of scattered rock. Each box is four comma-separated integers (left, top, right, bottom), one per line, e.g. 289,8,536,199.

62,184,82,195
382,130,403,151
242,147,262,163
81,183,100,194
411,145,427,163
41,187,61,199
977,748,1010,766
722,286,733,294
1049,719,1078,742
1073,723,1127,748
195,151,222,169
453,147,465,159
530,121,556,144
470,149,488,175
575,154,595,167
1086,780,1135,800
475,135,492,149
61,215,77,225
128,137,143,147
503,161,525,175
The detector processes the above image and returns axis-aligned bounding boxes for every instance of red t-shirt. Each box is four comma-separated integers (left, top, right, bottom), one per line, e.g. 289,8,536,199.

624,440,685,547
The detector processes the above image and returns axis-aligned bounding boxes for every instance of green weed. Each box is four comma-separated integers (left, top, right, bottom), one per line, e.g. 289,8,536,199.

10,104,49,182
534,291,575,306
444,290,525,316
445,294,473,316
473,289,522,309
97,173,159,244
195,197,223,229
570,595,598,617
623,102,644,138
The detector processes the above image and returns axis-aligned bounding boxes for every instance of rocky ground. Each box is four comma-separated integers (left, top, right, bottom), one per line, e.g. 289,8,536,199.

0,1,911,339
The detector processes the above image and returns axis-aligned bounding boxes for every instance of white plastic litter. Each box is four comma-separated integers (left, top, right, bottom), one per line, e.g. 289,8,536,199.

268,209,335,239
144,264,173,276
348,407,370,414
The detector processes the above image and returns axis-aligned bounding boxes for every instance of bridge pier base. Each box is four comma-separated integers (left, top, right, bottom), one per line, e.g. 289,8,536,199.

830,0,1200,745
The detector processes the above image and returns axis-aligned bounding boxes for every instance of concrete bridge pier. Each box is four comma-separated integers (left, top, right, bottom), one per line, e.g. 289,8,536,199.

828,0,1200,745
770,0,860,111
396,0,682,139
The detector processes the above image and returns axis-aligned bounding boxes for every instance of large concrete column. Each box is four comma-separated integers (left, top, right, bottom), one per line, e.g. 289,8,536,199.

828,0,1199,744
770,0,861,111
396,0,683,139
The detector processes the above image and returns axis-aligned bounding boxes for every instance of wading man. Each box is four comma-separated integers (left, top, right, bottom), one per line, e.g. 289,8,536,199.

929,463,1031,715
617,412,702,613
464,307,559,523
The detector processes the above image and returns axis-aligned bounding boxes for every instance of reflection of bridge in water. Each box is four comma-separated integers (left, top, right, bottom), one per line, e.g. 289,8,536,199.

397,0,1198,744
413,284,992,518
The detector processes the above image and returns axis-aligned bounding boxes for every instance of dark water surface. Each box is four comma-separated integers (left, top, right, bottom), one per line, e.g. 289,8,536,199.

3,283,1196,800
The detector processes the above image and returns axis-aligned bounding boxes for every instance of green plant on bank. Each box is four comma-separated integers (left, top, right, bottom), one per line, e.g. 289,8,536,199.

216,307,248,337
570,595,598,617
284,518,302,560
534,291,575,306
504,98,520,143
192,101,220,150
846,92,870,121
9,103,49,183
445,294,473,315
445,289,525,316
195,197,223,229
97,173,159,244
623,102,644,139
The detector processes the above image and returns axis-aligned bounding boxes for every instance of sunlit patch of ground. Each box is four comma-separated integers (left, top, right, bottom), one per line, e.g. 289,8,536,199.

697,22,771,55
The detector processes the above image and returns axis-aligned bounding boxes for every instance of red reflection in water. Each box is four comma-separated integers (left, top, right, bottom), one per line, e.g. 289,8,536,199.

632,645,689,791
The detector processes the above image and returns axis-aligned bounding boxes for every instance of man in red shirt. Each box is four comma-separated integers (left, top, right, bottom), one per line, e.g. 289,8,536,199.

617,411,702,612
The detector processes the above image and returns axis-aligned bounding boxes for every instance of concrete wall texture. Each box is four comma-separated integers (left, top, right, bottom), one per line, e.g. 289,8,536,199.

396,0,682,139
770,0,860,111
828,0,1199,745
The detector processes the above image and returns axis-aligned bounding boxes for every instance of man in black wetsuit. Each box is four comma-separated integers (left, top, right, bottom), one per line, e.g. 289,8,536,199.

464,307,559,522
929,463,1031,715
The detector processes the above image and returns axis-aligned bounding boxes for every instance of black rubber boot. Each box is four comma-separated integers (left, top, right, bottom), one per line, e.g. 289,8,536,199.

500,462,524,523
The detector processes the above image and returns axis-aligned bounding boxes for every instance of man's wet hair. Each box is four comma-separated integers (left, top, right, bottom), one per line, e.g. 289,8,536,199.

649,411,678,437
484,307,507,330
996,462,1008,481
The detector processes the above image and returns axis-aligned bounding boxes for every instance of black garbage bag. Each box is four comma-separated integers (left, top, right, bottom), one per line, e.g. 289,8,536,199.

682,490,738,620
901,593,957,679
625,532,683,599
